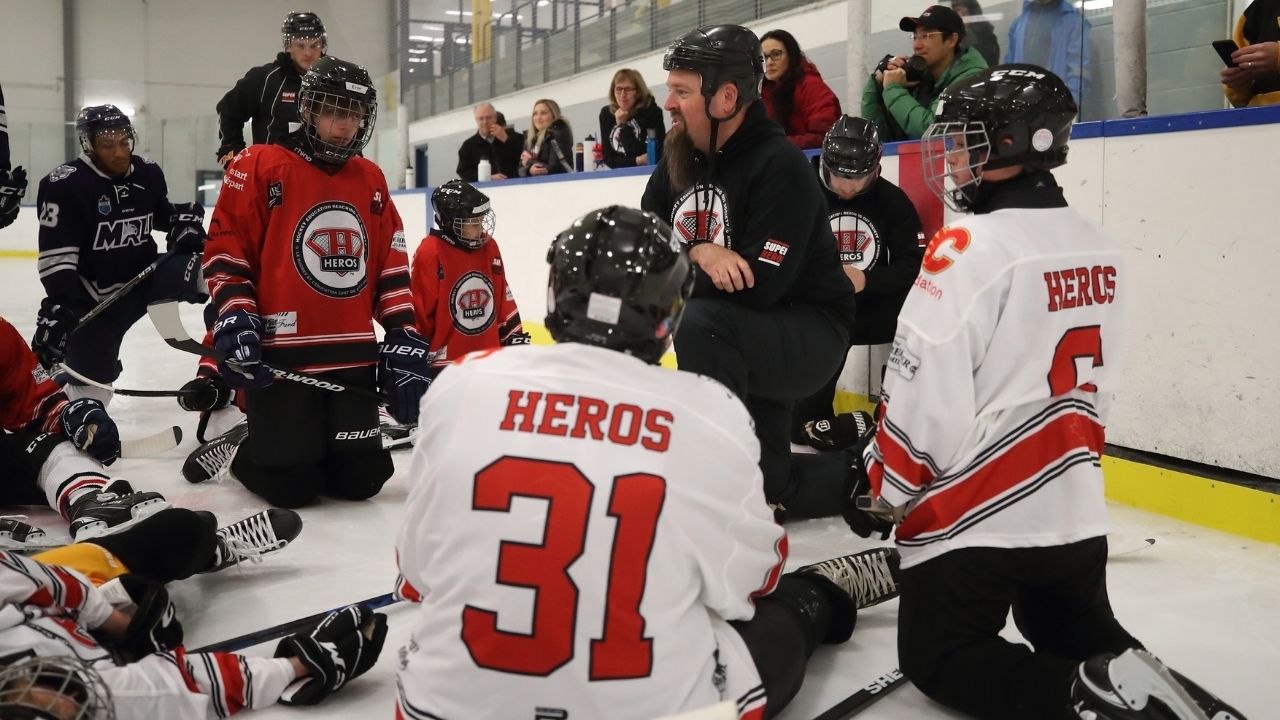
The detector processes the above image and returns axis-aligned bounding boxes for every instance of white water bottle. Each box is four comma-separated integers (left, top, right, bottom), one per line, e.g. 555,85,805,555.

477,158,492,182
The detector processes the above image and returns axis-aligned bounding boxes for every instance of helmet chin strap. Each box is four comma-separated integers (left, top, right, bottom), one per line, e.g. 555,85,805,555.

694,91,747,243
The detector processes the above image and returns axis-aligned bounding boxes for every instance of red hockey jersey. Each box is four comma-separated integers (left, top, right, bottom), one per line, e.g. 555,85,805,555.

410,233,525,370
0,316,66,435
204,142,414,373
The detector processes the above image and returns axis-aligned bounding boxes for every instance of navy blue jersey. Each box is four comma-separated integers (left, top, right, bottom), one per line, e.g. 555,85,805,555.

35,155,174,308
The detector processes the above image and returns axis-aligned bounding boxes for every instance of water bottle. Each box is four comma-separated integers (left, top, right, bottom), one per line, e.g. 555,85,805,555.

589,134,604,170
646,130,658,166
573,141,584,173
477,158,492,182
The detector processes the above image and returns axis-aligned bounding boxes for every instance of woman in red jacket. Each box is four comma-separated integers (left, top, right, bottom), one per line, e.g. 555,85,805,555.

761,29,842,149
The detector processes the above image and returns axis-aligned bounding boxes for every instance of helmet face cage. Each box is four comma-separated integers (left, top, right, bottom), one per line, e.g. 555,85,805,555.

282,12,326,50
450,209,496,250
299,89,376,164
922,121,992,212
76,107,136,156
0,654,116,720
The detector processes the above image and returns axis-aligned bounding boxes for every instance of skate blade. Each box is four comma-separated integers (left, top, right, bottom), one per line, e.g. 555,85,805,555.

72,498,172,542
1112,650,1212,720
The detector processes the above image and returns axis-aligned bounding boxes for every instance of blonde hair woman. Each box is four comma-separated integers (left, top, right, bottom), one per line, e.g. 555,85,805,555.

598,69,666,168
520,98,574,176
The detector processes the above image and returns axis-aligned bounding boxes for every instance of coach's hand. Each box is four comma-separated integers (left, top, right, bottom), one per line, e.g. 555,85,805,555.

690,243,754,292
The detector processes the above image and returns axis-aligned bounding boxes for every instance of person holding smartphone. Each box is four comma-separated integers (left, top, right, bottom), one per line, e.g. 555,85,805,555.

1221,1,1280,107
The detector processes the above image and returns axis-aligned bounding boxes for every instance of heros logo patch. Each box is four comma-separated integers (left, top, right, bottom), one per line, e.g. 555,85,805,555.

830,210,881,270
292,201,369,299
670,184,730,247
759,239,789,267
449,271,497,336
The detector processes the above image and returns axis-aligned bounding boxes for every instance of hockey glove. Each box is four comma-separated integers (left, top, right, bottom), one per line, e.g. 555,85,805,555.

842,439,893,541
166,202,207,255
98,574,184,662
378,327,431,424
505,331,532,346
176,374,233,412
213,310,274,389
0,166,27,229
31,297,83,369
801,411,875,452
274,604,388,706
61,397,121,466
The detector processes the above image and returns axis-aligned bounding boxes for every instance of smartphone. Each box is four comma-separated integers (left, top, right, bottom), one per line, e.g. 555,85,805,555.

1212,39,1239,68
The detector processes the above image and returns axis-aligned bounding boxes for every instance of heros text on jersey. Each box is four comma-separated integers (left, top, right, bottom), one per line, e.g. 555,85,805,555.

499,389,672,452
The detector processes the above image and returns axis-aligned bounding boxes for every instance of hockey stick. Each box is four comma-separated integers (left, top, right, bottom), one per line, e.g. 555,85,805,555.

121,425,182,458
54,362,202,399
190,592,400,654
73,249,188,332
811,667,907,720
146,302,388,404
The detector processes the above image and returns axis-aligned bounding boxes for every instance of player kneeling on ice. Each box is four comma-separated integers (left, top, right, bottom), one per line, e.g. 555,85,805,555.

851,65,1246,720
393,206,901,720
0,551,385,719
184,55,424,508
30,104,208,406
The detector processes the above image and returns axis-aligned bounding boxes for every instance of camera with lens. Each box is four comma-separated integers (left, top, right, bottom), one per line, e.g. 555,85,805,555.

875,54,928,83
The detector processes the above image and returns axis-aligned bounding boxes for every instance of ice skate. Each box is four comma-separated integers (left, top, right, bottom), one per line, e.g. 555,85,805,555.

379,407,418,450
183,420,248,483
1071,648,1246,720
0,516,60,552
796,546,900,609
204,508,303,573
67,480,169,541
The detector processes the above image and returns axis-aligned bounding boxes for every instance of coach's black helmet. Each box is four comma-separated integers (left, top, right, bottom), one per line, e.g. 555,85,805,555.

821,115,882,191
546,206,693,365
282,10,327,48
298,56,377,164
433,180,495,250
75,105,135,155
922,63,1076,211
663,25,764,119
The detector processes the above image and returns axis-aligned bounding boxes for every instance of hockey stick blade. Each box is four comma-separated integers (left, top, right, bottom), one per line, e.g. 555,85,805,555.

121,426,183,458
190,592,400,654
55,363,202,399
147,302,388,404
812,667,908,720
1109,537,1156,558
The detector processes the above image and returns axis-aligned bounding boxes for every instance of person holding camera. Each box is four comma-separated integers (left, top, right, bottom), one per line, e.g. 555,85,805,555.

860,4,987,141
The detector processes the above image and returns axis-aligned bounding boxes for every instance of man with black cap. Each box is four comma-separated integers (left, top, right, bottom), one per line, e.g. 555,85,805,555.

641,25,889,536
860,4,988,141
215,11,328,168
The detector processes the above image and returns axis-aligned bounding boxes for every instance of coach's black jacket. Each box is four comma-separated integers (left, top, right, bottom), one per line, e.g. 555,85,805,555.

641,101,856,331
215,52,305,160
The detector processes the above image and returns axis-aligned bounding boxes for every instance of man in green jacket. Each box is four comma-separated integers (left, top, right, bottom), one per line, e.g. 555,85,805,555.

861,5,988,141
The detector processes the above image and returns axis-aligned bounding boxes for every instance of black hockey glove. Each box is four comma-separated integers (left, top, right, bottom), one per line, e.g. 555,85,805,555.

166,202,207,255
176,374,232,412
274,604,388,706
98,574,184,662
378,327,431,424
801,411,875,452
842,436,893,541
0,166,27,229
31,297,83,369
61,397,121,466
213,310,273,389
504,331,532,346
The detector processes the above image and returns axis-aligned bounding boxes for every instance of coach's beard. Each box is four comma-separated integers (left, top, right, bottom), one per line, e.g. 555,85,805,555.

663,123,697,195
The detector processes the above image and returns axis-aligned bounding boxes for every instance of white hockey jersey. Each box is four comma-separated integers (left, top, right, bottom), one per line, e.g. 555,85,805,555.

0,551,296,718
394,343,788,720
865,193,1124,569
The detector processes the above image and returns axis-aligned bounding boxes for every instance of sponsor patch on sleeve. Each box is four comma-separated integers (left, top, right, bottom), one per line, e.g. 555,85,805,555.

887,339,920,381
391,230,407,252
264,311,298,336
759,239,789,267
31,365,50,384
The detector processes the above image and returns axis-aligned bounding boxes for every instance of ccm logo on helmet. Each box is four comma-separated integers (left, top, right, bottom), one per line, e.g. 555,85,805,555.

988,68,1047,81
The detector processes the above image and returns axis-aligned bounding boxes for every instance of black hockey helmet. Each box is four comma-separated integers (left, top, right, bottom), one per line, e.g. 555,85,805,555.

663,25,764,119
821,115,882,192
0,653,116,720
298,56,377,164
922,63,1077,211
546,206,694,365
433,180,495,250
75,104,135,155
282,10,327,48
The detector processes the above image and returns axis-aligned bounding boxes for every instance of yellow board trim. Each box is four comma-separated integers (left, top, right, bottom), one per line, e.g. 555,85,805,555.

0,250,38,258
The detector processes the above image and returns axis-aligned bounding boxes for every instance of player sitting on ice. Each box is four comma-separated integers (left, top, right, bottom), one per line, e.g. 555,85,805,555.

0,550,385,719
2,313,301,576
30,105,209,406
853,64,1246,720
393,205,901,720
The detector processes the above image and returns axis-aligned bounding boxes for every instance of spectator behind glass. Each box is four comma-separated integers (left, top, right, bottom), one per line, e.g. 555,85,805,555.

860,5,988,141
456,102,523,182
1005,0,1090,106
760,29,842,149
520,99,574,176
1222,0,1280,107
950,0,1000,67
599,68,667,168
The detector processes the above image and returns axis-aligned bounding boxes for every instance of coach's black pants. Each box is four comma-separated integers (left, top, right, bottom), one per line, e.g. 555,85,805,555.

898,537,1142,720
675,298,852,519
231,365,392,508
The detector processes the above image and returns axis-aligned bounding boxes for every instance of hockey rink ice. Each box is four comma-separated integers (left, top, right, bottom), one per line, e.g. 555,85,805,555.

1,257,1277,719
